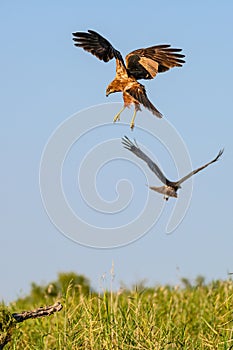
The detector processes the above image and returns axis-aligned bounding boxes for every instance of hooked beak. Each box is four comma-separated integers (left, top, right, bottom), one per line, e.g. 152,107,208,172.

106,89,113,97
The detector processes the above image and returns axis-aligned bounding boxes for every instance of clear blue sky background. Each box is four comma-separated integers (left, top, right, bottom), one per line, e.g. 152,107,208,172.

1,1,233,303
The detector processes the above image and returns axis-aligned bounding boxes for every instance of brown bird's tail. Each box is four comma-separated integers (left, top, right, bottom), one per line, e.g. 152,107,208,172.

126,84,163,118
144,98,163,118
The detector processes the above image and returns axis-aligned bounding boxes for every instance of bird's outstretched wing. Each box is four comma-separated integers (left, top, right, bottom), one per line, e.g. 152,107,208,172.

125,84,162,118
72,29,125,65
125,45,185,80
174,149,224,186
122,136,168,184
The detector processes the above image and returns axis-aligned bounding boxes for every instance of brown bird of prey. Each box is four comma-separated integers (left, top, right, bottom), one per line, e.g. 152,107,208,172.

122,136,223,200
72,30,185,129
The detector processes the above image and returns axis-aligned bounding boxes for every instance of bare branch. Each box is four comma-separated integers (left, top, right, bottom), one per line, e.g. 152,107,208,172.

12,302,63,323
0,302,62,349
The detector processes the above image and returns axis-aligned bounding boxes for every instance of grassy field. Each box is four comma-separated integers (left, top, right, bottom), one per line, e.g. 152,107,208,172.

5,273,233,349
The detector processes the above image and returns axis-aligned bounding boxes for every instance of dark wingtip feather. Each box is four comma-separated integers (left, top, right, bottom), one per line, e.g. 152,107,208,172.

121,136,137,151
72,29,124,64
216,148,224,160
88,29,100,35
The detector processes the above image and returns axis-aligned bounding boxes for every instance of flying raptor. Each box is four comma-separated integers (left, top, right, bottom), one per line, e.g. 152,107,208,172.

122,136,223,200
72,30,185,129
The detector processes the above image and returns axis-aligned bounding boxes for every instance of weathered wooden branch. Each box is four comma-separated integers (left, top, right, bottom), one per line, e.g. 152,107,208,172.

12,301,62,322
0,302,62,349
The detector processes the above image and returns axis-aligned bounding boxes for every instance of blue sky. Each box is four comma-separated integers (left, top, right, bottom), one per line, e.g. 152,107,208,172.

1,1,233,303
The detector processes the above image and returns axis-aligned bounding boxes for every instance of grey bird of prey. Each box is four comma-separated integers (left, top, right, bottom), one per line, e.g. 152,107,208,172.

72,29,185,129
122,136,224,200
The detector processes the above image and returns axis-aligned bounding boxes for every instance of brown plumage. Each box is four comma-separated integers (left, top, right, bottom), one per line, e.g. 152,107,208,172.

122,136,224,200
72,30,185,129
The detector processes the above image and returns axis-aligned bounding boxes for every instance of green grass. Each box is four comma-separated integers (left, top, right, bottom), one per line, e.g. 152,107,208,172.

6,276,233,349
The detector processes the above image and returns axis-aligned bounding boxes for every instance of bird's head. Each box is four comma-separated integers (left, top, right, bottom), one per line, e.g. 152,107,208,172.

106,85,114,97
106,80,121,96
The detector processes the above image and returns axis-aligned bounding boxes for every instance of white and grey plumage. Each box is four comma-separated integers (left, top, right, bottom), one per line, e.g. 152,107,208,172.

122,136,224,200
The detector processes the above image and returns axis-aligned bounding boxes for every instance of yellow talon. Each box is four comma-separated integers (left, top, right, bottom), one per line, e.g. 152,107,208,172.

130,121,135,130
130,110,137,130
113,106,126,124
113,114,121,123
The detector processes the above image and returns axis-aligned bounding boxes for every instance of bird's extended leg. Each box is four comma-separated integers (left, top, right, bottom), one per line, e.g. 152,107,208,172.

113,106,126,123
130,103,141,130
130,109,137,130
